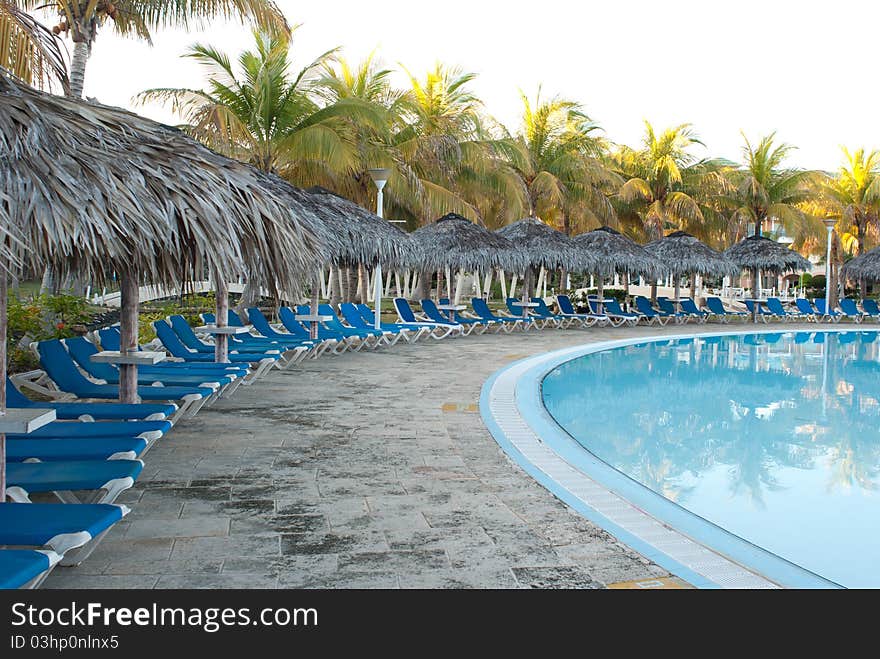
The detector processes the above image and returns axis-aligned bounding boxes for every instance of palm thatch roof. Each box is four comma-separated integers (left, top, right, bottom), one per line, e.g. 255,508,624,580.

644,231,739,278
572,226,662,278
841,246,880,282
411,213,525,273
304,186,423,269
724,235,812,274
0,72,325,289
496,217,591,271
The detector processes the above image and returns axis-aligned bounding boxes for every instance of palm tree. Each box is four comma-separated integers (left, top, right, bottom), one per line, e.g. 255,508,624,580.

728,132,816,239
823,147,880,257
391,63,526,227
20,0,289,99
506,88,618,236
138,29,389,307
137,29,383,180
616,121,728,244
0,0,68,90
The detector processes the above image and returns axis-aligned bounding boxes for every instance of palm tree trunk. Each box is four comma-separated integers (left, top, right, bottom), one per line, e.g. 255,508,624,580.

329,266,341,307
69,40,90,99
857,220,867,298
345,266,357,303
357,263,368,304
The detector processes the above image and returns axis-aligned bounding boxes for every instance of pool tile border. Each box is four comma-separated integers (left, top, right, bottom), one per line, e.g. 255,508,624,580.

479,328,857,589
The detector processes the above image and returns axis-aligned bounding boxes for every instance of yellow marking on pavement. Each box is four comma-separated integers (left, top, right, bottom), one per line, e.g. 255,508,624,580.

607,577,692,590
441,403,480,413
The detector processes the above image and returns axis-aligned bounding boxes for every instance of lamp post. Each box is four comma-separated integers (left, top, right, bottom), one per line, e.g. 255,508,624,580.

368,168,392,330
823,218,836,316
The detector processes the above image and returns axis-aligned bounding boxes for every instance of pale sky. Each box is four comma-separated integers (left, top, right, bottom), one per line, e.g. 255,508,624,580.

35,0,880,171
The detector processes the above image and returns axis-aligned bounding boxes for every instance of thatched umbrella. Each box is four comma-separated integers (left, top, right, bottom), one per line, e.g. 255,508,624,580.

305,187,421,270
573,227,663,305
497,217,592,302
842,246,880,283
725,235,812,307
644,231,738,302
304,186,424,328
0,73,323,497
412,213,525,302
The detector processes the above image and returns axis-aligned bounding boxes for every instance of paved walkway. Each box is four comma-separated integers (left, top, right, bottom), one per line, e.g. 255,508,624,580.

44,322,815,589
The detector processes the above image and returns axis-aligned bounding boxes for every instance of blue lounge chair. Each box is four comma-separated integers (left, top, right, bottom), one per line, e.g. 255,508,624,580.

65,337,231,391
439,299,501,333
315,304,390,344
839,299,866,323
294,305,385,348
6,459,143,505
555,295,604,327
8,417,169,441
505,298,552,329
340,303,421,344
95,328,249,380
7,376,175,422
704,297,748,323
7,436,148,463
603,299,642,327
0,502,128,566
529,298,578,328
655,298,689,324
765,297,803,322
392,299,460,339
813,299,842,323
635,296,672,326
744,300,773,323
169,315,296,357
153,321,280,382
678,299,710,323
339,303,410,344
355,304,433,341
422,299,483,335
276,307,349,354
0,549,61,589
795,298,820,322
36,340,213,421
241,307,325,358
862,299,880,320
471,298,528,332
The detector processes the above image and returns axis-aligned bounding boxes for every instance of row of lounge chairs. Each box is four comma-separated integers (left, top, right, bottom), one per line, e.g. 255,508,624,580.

4,304,383,589
7,288,878,587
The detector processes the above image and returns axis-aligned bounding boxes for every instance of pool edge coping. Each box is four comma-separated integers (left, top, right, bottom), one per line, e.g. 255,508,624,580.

480,327,856,590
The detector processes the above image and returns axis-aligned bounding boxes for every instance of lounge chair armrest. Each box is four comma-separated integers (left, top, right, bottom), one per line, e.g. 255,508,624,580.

11,370,74,401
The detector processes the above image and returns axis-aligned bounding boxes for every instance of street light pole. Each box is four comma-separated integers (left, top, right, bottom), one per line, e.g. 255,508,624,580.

368,168,392,330
823,218,836,316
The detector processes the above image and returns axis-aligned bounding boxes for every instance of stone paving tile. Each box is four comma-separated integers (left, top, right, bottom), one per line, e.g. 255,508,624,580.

512,566,604,589
124,517,231,540
43,574,161,589
48,323,781,589
155,574,280,589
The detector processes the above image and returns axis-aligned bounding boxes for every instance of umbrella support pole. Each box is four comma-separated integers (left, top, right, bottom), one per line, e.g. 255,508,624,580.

215,275,230,364
118,273,141,404
499,270,507,300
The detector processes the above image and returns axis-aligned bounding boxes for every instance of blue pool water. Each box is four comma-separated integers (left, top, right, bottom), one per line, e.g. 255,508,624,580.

541,331,880,588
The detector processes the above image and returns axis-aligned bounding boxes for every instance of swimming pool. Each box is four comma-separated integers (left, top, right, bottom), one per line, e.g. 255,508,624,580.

537,331,880,589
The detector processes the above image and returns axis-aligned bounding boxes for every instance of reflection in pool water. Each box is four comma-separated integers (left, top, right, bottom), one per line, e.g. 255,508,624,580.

541,332,880,588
